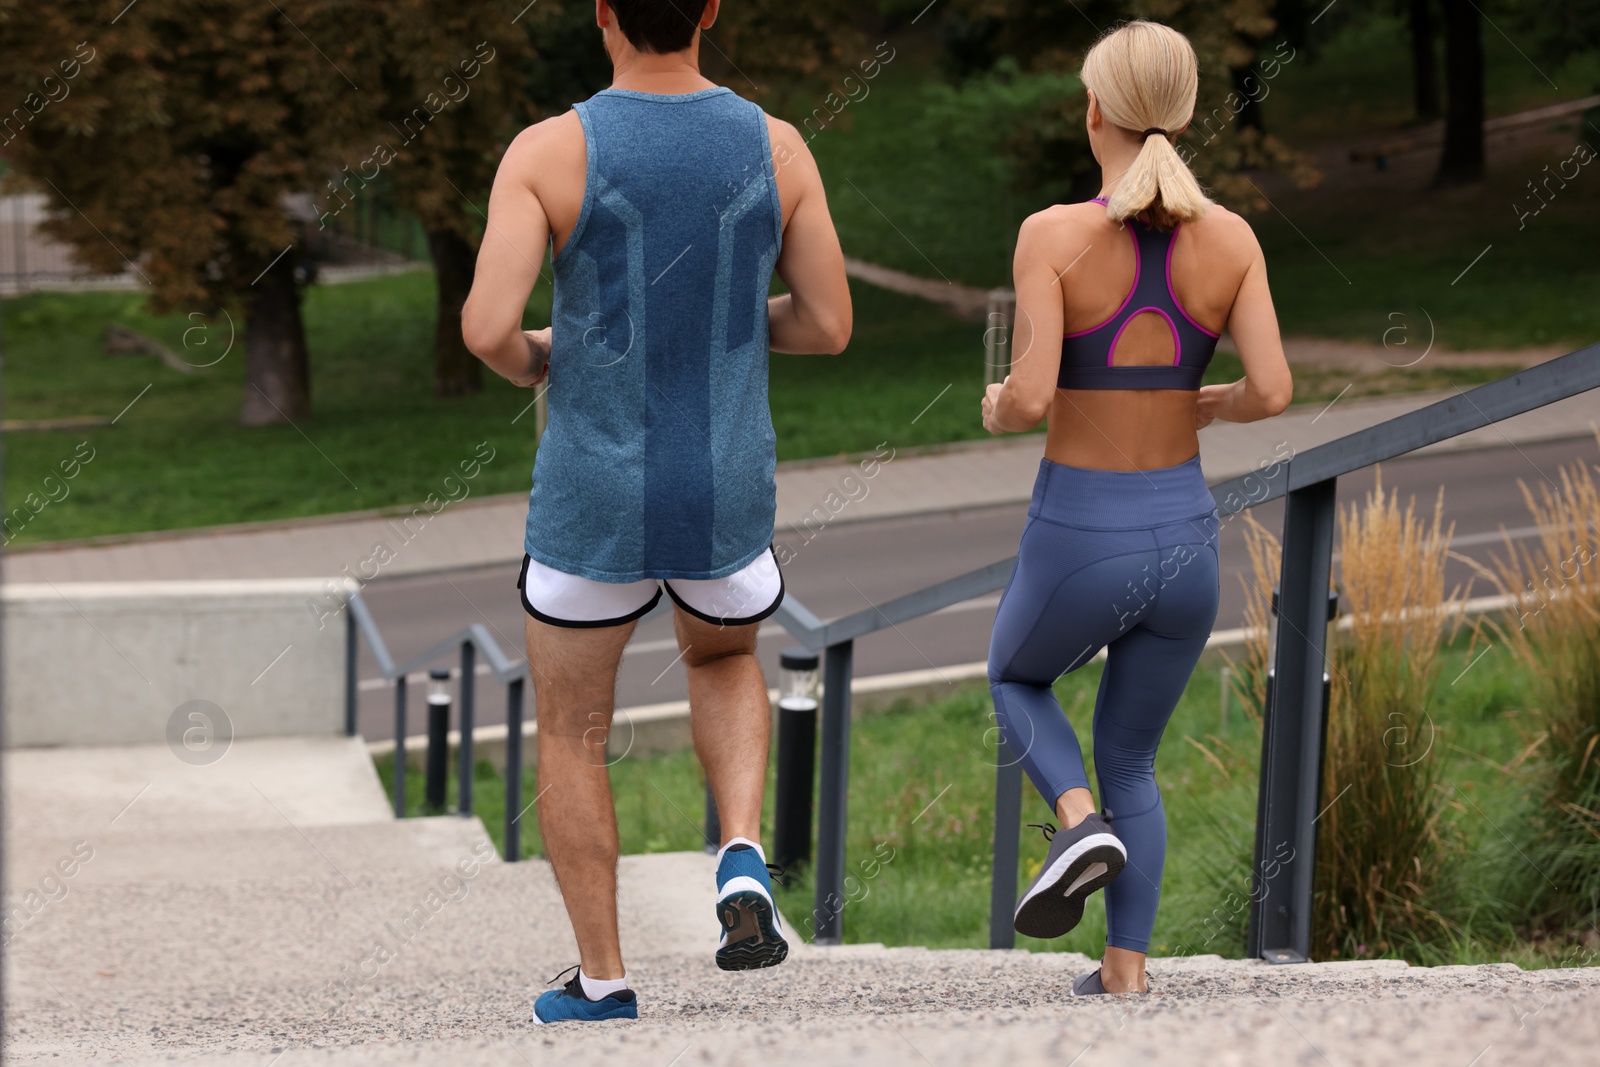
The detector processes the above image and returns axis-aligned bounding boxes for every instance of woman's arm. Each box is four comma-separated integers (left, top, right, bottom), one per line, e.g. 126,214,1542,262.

1197,223,1292,427
983,212,1068,434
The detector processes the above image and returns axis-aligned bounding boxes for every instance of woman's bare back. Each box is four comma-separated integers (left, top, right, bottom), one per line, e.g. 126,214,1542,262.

1037,202,1256,470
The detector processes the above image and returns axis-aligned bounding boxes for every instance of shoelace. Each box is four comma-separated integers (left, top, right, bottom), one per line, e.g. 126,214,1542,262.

1027,811,1115,843
546,964,583,995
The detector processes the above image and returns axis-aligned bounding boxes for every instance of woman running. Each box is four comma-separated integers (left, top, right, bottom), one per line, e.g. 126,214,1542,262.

982,20,1292,996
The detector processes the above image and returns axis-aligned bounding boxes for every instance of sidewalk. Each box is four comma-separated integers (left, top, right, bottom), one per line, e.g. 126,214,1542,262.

6,386,1598,584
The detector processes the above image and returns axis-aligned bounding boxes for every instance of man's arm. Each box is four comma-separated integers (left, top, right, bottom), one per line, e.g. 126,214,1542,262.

461,125,554,386
767,119,852,355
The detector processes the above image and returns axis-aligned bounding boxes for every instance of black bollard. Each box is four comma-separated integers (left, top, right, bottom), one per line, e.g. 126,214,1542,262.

773,647,820,878
425,668,451,813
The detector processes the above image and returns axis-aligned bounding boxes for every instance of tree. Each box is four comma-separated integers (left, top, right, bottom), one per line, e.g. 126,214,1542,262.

0,1,386,425
1406,0,1441,122
357,1,537,397
1433,0,1485,186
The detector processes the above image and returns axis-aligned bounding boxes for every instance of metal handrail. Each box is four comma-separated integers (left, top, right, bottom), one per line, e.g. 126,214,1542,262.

342,340,1600,956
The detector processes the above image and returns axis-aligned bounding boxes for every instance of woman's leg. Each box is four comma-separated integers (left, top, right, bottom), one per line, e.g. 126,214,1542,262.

986,523,1137,819
1091,541,1218,991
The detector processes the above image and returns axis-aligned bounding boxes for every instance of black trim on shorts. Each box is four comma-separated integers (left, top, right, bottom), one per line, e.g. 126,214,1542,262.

517,553,664,629
662,547,785,627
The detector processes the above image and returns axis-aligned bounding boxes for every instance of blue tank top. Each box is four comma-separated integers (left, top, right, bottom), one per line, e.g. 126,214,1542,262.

1056,197,1221,391
525,87,783,582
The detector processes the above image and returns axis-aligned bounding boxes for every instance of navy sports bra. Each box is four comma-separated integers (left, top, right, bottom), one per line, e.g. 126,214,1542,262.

1057,197,1221,390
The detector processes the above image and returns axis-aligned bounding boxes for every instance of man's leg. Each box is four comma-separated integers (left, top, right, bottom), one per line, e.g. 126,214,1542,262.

527,614,636,980
671,607,768,843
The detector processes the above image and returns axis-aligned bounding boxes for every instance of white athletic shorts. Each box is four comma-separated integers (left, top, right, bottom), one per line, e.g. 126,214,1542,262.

517,547,784,628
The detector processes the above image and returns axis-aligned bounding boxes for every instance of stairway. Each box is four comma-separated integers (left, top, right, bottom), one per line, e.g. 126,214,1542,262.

5,738,1597,1066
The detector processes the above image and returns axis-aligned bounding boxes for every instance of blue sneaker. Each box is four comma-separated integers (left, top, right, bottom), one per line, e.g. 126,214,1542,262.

714,843,788,971
531,965,637,1024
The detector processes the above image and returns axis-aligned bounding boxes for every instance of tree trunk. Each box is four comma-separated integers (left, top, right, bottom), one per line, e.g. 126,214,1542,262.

1433,0,1485,187
1408,0,1441,122
427,227,483,397
238,249,312,426
1230,64,1266,134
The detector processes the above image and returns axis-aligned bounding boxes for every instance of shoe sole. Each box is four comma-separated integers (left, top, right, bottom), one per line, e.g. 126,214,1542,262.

531,1008,638,1025
715,889,789,971
1013,832,1126,940
531,1000,637,1025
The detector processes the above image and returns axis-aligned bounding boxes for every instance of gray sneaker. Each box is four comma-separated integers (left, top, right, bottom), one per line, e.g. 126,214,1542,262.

1013,814,1126,940
1070,968,1150,997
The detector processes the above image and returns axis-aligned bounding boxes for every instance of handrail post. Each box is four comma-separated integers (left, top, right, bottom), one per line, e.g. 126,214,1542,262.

504,677,525,862
988,744,1023,949
458,641,476,816
344,604,358,737
812,639,854,945
1247,476,1338,962
392,676,408,818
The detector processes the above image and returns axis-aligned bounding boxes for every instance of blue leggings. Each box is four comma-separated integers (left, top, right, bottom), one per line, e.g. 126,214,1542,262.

988,456,1219,953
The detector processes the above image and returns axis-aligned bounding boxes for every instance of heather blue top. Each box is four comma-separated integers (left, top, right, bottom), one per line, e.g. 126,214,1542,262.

525,87,783,582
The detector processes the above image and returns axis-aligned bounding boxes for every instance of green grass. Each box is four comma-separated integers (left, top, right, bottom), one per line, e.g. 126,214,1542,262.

0,274,981,544
373,631,1580,967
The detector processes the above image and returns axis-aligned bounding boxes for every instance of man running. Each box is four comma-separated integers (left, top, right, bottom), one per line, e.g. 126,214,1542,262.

461,0,851,1025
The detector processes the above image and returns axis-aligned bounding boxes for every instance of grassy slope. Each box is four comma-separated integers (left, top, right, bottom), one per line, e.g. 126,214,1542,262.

377,633,1566,967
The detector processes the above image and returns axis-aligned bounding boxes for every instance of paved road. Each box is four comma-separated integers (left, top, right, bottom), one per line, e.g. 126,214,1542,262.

352,435,1596,740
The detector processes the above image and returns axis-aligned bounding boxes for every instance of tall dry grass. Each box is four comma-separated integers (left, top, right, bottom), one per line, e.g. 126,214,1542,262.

1482,456,1600,930
1225,510,1282,724
1315,470,1465,959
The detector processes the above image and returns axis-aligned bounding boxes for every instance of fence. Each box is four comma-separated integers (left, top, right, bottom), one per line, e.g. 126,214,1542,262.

0,189,420,293
345,339,1600,957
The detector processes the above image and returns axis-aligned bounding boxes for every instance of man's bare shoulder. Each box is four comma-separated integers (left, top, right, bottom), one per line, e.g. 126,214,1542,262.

505,111,586,169
764,115,818,174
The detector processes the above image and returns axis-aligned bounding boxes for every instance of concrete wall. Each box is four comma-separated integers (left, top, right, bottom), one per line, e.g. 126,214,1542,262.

3,579,347,748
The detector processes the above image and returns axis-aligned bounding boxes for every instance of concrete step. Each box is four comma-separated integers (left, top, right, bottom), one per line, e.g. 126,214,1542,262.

3,735,394,842
3,846,789,1062
10,936,1596,1066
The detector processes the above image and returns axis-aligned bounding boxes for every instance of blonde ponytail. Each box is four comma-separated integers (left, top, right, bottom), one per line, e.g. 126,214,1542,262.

1080,20,1212,230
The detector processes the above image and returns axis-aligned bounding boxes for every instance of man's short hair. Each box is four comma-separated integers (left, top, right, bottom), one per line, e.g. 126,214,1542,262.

607,0,710,55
